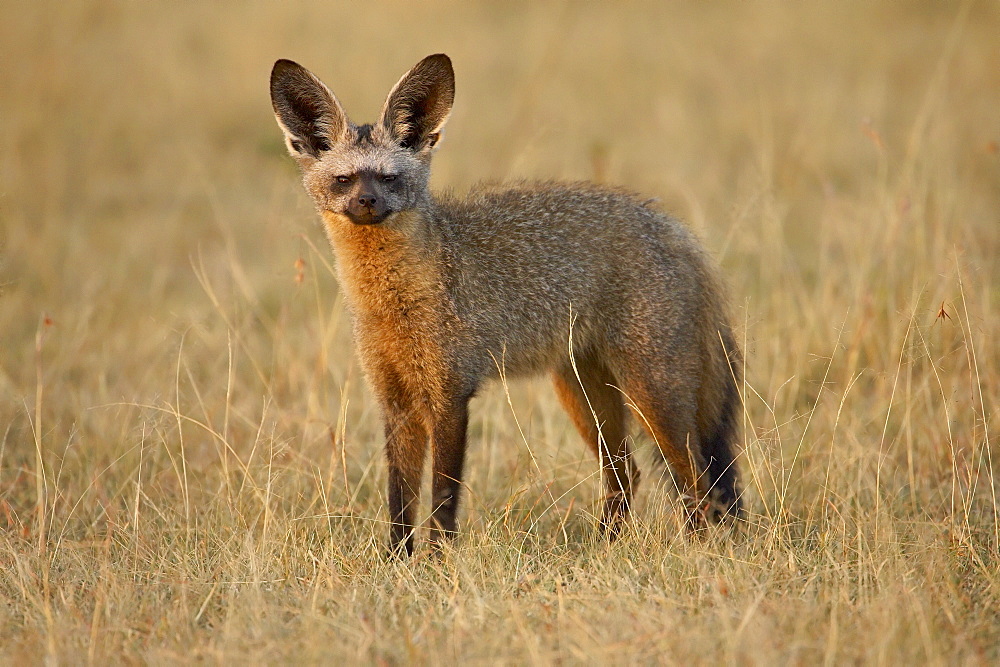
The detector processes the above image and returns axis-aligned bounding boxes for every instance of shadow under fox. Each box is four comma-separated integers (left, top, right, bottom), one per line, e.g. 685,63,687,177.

270,54,742,556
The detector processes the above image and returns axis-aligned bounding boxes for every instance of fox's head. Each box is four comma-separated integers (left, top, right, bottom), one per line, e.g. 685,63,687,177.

270,54,454,226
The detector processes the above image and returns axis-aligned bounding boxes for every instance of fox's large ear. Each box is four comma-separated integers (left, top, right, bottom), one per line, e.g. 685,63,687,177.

270,59,347,159
379,54,454,152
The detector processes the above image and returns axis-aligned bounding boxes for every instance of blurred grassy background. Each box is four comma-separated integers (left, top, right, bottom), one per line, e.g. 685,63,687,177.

1,1,999,663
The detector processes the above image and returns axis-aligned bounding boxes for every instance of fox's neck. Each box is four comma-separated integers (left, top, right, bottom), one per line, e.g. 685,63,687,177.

321,208,447,321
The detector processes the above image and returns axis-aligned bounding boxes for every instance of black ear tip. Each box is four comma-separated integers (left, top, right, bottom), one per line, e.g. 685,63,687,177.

271,59,303,81
422,53,453,74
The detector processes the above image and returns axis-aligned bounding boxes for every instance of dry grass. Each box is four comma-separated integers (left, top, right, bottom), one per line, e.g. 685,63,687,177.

1,1,998,664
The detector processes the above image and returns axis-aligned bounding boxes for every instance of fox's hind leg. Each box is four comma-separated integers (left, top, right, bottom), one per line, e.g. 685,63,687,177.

552,353,638,538
610,349,711,529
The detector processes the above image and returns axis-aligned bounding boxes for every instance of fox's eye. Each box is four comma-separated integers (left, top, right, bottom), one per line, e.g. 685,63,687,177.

381,174,397,183
335,175,352,184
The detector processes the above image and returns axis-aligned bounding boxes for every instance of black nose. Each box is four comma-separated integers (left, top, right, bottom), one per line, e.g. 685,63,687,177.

358,194,377,208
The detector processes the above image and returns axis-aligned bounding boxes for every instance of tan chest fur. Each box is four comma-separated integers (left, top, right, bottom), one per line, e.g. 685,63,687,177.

323,211,454,409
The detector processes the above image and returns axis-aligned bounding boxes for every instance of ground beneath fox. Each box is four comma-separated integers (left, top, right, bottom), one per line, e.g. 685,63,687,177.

2,2,998,664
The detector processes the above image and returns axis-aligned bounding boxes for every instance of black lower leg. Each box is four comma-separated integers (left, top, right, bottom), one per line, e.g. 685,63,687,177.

599,441,638,540
387,468,418,557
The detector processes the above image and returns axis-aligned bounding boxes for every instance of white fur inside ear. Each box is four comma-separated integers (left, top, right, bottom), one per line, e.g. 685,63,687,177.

274,118,318,161
285,136,307,156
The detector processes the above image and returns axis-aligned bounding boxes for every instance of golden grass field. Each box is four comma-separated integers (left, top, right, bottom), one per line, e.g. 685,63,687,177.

1,1,998,663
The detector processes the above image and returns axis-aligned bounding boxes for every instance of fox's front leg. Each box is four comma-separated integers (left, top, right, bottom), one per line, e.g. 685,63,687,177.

383,408,428,557
428,396,470,547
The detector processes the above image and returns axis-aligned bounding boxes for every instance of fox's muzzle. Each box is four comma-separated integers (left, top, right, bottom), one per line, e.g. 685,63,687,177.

345,206,390,225
346,174,392,224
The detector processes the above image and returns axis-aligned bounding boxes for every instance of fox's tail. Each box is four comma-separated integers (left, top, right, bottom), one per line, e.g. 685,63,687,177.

702,328,743,519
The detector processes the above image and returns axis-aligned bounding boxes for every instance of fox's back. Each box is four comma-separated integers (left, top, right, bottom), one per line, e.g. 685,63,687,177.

434,181,717,376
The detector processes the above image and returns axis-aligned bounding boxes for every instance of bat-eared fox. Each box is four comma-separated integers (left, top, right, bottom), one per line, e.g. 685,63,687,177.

270,53,742,556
